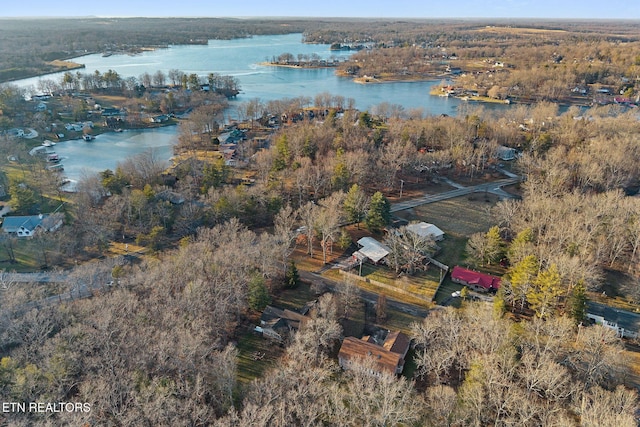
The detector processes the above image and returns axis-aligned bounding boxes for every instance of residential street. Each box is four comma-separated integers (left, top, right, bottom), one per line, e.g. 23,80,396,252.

390,177,521,212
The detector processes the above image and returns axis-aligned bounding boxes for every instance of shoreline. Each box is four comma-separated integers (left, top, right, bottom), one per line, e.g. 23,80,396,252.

351,75,442,85
257,61,338,69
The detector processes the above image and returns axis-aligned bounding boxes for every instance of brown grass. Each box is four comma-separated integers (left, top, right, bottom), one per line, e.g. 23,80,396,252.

46,60,83,69
396,194,500,237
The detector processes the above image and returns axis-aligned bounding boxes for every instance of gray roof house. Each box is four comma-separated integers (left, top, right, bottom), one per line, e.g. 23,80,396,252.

586,301,640,339
255,305,309,341
1,213,64,238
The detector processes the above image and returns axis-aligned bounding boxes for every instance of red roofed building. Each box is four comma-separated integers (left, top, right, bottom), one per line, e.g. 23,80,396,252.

451,266,501,293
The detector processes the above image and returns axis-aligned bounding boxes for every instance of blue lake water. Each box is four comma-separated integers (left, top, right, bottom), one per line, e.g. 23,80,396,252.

53,127,175,183
15,33,499,180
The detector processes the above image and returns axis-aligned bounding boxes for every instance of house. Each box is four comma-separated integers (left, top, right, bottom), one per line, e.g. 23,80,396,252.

338,330,411,375
156,190,185,205
149,114,169,123
496,145,517,161
255,305,309,341
586,301,640,339
406,221,445,241
353,237,390,264
451,266,501,293
101,108,123,117
1,213,64,237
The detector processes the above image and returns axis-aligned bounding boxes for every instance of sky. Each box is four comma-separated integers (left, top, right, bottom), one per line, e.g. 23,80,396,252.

1,0,639,19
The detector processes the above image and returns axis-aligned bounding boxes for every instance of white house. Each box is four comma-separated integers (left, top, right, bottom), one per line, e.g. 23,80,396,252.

406,221,445,241
1,213,63,238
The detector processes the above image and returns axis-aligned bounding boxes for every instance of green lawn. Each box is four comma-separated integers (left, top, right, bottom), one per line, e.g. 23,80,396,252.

272,281,318,312
377,306,424,335
0,238,52,271
433,278,465,305
235,330,284,384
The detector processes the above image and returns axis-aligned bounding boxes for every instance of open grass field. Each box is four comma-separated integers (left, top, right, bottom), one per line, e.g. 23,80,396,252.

323,268,434,309
393,195,504,304
357,263,440,299
394,194,501,271
396,194,500,238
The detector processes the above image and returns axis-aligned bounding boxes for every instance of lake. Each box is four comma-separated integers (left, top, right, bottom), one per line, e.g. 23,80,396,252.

16,33,488,180
53,127,175,183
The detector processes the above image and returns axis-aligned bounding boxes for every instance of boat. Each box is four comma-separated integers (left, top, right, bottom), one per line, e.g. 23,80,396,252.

83,134,95,141
46,163,64,172
42,140,56,147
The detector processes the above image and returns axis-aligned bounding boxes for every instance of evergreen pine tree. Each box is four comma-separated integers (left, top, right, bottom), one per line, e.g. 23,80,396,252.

365,191,391,232
568,281,587,324
248,275,271,311
343,184,368,228
285,260,299,289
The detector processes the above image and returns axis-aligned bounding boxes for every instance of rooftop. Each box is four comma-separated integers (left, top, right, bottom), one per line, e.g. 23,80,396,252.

451,266,501,290
406,222,444,240
355,237,390,263
338,336,404,375
587,301,640,333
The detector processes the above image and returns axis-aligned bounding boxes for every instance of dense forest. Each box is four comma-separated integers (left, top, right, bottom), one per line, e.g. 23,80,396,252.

1,18,640,426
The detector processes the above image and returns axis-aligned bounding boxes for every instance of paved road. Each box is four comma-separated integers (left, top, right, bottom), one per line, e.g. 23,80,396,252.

1,270,115,314
390,177,521,212
0,271,69,283
299,270,430,318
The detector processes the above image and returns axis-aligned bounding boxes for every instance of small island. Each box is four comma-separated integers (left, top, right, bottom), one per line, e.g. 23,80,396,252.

261,51,345,69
